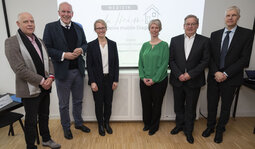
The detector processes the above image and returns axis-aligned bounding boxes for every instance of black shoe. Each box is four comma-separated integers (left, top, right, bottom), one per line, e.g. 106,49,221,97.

143,125,150,131
170,127,183,135
75,125,90,133
202,128,214,137
186,134,194,144
98,124,105,136
148,130,156,136
105,123,113,134
148,128,158,136
214,131,223,143
63,129,73,140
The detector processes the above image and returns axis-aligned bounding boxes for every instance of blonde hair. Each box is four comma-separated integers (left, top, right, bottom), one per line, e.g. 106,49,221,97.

94,19,107,30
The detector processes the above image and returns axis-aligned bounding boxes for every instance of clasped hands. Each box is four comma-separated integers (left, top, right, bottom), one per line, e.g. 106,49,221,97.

91,82,118,92
64,48,83,60
41,77,54,90
178,72,191,82
143,78,154,86
214,71,227,83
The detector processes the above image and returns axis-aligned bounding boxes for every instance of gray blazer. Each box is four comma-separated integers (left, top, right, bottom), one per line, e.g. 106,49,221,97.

5,35,54,98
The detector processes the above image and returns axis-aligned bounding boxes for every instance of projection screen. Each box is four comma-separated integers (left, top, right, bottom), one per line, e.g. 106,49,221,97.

57,0,205,67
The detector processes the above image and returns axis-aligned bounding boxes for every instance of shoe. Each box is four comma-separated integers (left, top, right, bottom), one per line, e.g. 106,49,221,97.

143,125,150,131
63,129,73,140
98,124,105,136
170,126,183,135
75,125,90,133
148,129,158,136
185,134,194,144
42,139,61,149
202,128,214,137
214,131,223,143
105,123,113,134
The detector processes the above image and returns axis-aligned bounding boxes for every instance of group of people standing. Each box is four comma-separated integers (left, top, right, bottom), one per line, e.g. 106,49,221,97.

5,2,119,149
139,5,253,145
4,1,253,149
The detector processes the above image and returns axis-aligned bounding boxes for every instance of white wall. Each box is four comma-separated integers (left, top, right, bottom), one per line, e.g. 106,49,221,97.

0,0,255,120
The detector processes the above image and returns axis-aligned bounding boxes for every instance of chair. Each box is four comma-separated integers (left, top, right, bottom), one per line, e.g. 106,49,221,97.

0,112,24,136
0,112,40,144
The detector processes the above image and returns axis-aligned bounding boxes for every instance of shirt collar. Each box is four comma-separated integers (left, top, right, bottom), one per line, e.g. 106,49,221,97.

60,19,72,28
184,33,196,39
26,34,35,42
224,25,237,34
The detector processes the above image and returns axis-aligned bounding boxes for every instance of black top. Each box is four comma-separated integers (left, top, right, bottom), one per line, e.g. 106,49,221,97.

62,23,78,69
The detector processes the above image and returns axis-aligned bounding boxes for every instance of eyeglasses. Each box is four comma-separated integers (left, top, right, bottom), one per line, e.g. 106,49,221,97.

95,27,106,30
184,23,198,27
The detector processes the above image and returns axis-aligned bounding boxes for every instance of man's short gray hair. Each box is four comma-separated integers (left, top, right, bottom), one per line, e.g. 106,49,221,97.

58,2,73,12
184,14,199,25
225,6,240,17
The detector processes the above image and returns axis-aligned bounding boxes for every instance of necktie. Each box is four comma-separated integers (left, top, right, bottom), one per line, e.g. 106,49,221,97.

65,25,70,30
220,31,231,69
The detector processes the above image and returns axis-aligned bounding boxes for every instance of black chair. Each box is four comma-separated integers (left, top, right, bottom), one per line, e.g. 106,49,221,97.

0,112,24,136
0,112,40,144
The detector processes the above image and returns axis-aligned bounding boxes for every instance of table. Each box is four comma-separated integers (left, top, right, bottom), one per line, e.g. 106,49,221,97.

0,100,23,114
0,94,39,144
242,79,255,134
0,94,24,135
232,79,255,118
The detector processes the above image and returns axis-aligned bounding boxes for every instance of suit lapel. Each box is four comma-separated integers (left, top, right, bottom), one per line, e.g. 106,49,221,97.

106,38,112,66
95,39,103,66
73,23,81,47
215,29,224,59
227,26,240,55
56,21,68,47
187,34,199,61
179,35,186,62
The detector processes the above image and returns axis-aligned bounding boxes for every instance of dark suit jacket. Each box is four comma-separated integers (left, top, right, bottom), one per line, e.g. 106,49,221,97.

169,34,210,88
207,26,254,86
43,20,87,80
86,38,119,85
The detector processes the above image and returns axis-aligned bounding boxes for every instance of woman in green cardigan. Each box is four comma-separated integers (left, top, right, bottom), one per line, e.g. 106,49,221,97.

138,19,169,136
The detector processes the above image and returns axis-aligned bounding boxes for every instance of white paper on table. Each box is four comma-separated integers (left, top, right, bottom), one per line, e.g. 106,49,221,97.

0,94,13,109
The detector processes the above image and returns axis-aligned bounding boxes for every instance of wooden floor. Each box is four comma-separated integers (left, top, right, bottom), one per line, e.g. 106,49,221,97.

0,118,255,149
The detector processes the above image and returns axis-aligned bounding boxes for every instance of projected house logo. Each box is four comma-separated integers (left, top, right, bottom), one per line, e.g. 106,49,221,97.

144,5,160,24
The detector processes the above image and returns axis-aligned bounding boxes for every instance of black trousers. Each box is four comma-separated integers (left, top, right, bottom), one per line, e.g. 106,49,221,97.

139,77,168,132
92,75,113,125
22,92,51,149
172,86,200,134
207,83,237,132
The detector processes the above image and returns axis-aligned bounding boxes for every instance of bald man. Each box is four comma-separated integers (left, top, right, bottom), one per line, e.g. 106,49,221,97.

5,12,60,149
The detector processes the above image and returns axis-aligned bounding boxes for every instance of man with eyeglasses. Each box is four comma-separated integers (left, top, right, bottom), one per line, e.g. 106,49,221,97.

202,6,254,144
43,2,90,140
169,14,209,144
